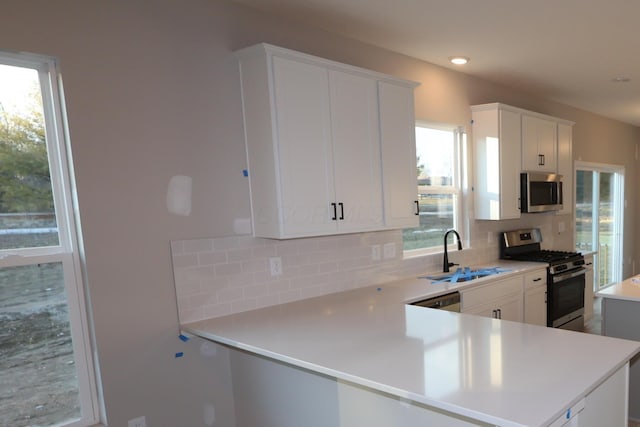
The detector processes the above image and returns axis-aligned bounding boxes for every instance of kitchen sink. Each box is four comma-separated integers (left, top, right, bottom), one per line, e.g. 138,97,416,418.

420,266,511,284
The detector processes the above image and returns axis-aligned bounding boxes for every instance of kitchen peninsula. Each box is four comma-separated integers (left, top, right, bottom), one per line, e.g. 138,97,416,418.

598,275,640,421
183,267,640,427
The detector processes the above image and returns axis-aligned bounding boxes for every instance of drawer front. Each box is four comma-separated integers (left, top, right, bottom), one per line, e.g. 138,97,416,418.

462,276,523,310
524,269,546,289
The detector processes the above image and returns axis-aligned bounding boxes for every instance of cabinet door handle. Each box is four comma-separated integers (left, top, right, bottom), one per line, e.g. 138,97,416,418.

492,309,497,318
497,308,502,319
338,202,344,220
533,278,542,282
538,154,545,166
414,200,420,215
331,203,337,221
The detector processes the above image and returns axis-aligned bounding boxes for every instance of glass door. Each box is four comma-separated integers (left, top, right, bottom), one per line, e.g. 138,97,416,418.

575,163,624,289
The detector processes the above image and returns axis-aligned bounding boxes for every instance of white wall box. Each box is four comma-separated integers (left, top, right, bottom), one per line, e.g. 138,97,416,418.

471,103,522,220
236,44,419,238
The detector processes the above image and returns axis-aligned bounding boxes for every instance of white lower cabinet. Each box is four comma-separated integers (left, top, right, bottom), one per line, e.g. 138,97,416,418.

583,253,595,320
461,276,523,322
524,268,547,326
548,363,629,427
229,342,630,427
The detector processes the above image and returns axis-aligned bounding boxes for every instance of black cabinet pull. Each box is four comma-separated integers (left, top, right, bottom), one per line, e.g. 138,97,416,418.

414,200,419,215
331,203,337,220
338,202,344,220
538,154,545,166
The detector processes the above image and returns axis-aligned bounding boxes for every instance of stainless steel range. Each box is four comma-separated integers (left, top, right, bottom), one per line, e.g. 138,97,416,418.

500,228,586,331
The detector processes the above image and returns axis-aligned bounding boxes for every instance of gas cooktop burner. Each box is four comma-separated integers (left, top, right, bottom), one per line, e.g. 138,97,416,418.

509,250,581,264
499,228,585,269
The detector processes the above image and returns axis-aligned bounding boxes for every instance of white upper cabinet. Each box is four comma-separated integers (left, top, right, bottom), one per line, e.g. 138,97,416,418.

472,104,522,220
556,122,574,215
521,114,558,172
378,81,419,228
236,44,418,238
472,103,574,220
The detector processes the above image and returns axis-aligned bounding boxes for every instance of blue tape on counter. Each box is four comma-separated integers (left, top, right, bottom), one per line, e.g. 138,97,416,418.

179,334,190,342
566,408,571,419
175,352,184,358
242,169,248,177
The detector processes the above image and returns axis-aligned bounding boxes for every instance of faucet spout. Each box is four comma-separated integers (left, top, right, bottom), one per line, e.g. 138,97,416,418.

443,229,463,272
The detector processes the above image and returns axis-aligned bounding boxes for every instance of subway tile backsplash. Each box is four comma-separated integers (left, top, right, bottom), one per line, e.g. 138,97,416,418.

171,228,507,324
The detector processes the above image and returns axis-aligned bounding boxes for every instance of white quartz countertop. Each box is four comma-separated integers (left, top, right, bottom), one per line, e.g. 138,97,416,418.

597,274,640,301
183,261,640,427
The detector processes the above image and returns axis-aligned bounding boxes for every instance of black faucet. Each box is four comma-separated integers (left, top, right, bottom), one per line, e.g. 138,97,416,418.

443,229,462,272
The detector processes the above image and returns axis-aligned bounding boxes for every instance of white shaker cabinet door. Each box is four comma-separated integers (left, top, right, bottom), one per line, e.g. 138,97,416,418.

522,114,557,172
272,56,337,236
329,70,383,232
472,105,522,220
556,122,573,215
378,81,419,228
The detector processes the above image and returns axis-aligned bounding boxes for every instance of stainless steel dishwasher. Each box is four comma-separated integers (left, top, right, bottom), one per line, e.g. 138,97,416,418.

410,291,461,312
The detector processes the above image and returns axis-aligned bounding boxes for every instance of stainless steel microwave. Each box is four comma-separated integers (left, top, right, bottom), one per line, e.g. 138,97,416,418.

520,172,563,213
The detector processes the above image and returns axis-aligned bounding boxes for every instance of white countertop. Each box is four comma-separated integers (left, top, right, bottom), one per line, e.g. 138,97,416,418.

597,274,640,302
183,261,640,427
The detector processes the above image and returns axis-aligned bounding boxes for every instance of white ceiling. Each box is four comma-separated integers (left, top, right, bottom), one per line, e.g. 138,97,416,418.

234,0,640,126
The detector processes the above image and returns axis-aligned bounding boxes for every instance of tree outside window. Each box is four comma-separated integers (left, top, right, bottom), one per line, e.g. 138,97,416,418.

0,55,98,427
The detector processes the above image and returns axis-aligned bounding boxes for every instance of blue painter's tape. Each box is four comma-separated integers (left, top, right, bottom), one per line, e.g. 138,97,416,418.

179,334,190,342
566,408,571,419
175,352,184,358
377,287,382,291
242,169,249,177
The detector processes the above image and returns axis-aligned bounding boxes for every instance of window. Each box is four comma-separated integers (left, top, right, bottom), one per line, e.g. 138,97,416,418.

403,123,465,253
0,52,98,426
575,162,624,289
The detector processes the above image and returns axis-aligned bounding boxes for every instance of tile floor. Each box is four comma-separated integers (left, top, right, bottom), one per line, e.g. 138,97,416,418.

583,296,602,335
583,297,640,427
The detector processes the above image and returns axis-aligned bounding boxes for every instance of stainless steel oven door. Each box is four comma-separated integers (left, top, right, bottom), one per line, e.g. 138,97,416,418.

547,268,586,330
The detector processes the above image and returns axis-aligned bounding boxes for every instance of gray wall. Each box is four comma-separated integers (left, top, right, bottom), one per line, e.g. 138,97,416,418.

2,0,638,426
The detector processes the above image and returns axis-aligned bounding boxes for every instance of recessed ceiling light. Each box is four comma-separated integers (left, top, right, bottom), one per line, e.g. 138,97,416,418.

449,56,470,65
611,76,630,83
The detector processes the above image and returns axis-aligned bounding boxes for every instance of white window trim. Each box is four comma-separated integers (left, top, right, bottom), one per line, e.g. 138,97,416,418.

575,161,625,287
0,51,99,427
403,122,467,257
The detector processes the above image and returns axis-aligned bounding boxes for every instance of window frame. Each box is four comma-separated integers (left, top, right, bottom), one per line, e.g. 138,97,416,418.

0,51,99,427
403,121,466,257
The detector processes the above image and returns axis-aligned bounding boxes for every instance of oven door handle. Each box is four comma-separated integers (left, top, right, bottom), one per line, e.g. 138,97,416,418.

552,268,587,283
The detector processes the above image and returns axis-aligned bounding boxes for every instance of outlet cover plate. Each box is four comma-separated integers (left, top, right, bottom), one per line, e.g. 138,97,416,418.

128,416,146,427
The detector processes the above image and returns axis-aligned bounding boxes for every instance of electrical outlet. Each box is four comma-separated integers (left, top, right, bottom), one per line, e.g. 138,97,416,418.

128,416,146,427
269,257,282,276
383,243,396,259
371,245,381,261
